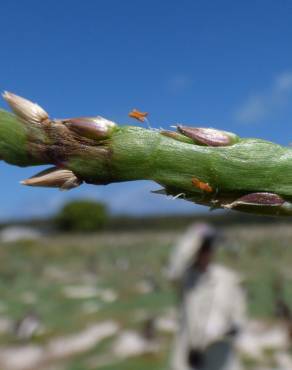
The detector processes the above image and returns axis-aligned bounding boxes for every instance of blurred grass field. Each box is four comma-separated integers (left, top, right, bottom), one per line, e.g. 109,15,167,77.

0,223,292,369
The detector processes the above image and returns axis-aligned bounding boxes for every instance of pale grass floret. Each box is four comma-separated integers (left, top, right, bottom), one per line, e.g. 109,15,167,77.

2,91,49,124
20,167,81,190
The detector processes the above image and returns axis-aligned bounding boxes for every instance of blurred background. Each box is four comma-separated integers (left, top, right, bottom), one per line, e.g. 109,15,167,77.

0,1,292,369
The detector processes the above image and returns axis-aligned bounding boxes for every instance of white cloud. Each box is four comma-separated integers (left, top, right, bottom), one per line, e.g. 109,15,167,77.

275,72,292,91
234,71,292,124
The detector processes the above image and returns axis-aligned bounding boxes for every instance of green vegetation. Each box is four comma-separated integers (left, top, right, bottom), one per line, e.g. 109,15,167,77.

55,200,109,232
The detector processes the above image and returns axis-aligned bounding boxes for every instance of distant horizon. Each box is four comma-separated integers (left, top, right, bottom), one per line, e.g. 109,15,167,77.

0,194,212,223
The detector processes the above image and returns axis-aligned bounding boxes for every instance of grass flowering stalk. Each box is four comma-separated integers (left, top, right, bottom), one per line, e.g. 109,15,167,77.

1,92,292,216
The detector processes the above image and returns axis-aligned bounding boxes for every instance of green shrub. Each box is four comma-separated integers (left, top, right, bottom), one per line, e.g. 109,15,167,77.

55,200,108,232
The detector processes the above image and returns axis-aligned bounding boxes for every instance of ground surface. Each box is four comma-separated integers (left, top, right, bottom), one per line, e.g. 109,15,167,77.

0,224,292,369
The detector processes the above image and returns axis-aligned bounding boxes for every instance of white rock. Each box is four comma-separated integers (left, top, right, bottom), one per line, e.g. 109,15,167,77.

62,285,98,299
81,301,101,314
135,280,154,294
99,289,118,303
237,320,288,360
15,313,42,340
0,226,42,243
112,330,159,358
47,321,118,358
0,317,12,334
275,351,292,370
156,316,178,333
0,346,44,370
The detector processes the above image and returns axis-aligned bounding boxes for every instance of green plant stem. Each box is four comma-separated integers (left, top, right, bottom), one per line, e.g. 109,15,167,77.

1,104,292,216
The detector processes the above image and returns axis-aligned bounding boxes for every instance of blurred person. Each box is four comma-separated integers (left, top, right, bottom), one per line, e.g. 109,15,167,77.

168,224,246,370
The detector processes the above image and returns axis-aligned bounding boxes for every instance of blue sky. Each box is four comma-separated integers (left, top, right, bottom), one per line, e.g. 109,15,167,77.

0,0,292,219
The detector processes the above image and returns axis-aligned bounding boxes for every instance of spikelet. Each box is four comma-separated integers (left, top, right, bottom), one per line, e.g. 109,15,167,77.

63,116,116,140
177,126,239,147
2,91,49,124
20,167,82,190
